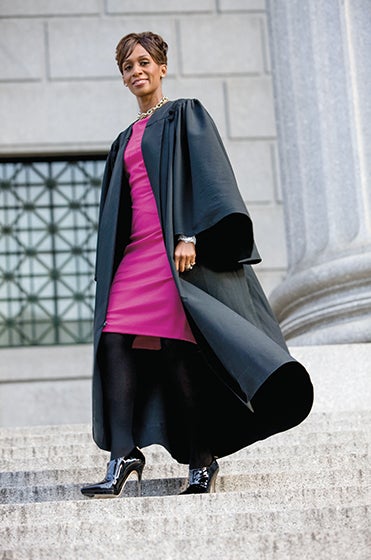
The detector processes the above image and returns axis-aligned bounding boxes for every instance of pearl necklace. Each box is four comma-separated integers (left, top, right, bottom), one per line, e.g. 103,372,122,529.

137,96,169,120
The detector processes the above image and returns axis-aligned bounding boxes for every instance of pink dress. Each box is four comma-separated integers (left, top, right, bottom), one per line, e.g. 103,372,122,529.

102,116,196,346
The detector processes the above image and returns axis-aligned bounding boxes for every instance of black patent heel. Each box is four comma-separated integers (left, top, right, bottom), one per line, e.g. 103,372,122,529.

81,447,145,498
209,467,218,493
136,462,144,497
180,458,219,495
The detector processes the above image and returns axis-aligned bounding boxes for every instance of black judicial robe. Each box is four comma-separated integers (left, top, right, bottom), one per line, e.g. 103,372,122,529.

92,98,313,463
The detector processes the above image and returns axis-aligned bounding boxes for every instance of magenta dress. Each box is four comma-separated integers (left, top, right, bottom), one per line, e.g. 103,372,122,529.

102,116,196,347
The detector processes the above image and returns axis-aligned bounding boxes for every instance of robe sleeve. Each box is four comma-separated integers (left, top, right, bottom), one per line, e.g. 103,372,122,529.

93,135,121,281
97,136,121,223
180,98,261,269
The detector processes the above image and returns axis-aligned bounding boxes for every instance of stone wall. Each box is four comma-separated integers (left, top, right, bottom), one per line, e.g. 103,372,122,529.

0,0,286,296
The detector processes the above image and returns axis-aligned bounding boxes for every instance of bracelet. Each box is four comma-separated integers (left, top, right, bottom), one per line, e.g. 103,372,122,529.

178,235,196,245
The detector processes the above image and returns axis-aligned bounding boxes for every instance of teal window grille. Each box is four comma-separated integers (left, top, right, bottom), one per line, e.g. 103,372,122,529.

0,156,106,346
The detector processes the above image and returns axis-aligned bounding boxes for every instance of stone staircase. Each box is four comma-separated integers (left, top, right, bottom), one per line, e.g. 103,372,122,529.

0,408,370,559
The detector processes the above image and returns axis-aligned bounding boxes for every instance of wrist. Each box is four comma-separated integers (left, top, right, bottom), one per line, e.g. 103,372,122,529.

178,234,196,245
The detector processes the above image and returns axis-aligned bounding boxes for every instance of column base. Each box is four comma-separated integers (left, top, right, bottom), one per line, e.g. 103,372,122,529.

270,252,371,345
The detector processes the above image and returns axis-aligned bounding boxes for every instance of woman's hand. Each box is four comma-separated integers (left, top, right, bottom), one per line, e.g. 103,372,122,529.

174,241,196,273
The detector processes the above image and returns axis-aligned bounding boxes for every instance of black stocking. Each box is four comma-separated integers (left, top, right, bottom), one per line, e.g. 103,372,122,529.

98,332,137,460
162,338,213,469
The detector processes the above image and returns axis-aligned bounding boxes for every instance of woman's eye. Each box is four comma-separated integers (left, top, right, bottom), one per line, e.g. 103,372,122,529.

124,65,131,71
140,60,149,65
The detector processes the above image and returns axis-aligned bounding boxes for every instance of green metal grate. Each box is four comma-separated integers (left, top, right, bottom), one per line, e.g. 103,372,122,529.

0,156,106,346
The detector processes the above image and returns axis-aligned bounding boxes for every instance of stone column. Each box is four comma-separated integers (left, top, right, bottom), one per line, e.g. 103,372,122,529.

265,0,371,344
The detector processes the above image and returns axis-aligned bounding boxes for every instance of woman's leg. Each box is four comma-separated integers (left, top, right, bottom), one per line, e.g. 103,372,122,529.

98,332,137,460
162,338,213,469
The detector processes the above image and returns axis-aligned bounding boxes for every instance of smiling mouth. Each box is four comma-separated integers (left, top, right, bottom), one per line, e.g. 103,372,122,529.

132,79,147,87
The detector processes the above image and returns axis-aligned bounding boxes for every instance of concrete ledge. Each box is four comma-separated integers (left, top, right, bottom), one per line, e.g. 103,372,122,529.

290,343,371,413
0,344,92,382
0,345,92,426
0,343,370,427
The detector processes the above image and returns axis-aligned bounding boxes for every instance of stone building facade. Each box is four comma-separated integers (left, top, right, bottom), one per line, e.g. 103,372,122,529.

0,0,370,426
0,0,284,295
0,0,285,425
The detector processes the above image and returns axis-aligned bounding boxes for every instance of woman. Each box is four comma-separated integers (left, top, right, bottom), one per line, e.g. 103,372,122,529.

81,31,313,498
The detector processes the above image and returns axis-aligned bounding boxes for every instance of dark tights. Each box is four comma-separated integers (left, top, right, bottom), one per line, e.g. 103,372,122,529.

161,338,213,469
99,333,137,460
99,333,213,468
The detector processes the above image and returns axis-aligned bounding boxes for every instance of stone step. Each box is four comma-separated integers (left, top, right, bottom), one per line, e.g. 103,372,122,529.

0,447,370,486
1,451,368,488
1,440,368,476
0,431,371,461
0,427,369,465
1,464,369,504
2,528,371,560
0,409,368,558
2,491,369,526
1,528,370,560
2,418,370,446
0,342,368,560
1,503,368,547
1,478,366,509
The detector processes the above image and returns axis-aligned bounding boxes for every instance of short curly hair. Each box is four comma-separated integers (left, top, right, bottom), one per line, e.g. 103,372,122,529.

115,31,168,74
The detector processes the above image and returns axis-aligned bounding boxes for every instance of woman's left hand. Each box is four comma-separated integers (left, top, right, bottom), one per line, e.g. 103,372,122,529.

174,241,196,273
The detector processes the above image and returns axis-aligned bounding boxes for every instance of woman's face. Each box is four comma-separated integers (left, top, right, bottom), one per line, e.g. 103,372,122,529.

122,43,167,100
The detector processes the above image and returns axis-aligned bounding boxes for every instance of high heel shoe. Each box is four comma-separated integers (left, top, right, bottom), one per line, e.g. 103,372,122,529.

179,458,219,494
80,447,145,498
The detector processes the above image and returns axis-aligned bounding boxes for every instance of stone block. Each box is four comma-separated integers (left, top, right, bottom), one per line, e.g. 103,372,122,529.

0,20,45,81
0,78,227,154
249,205,287,268
179,15,264,75
227,76,276,137
0,0,100,16
166,78,227,137
219,0,265,10
0,80,138,154
106,0,214,13
47,18,177,79
224,140,275,202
